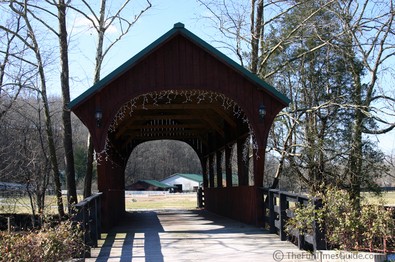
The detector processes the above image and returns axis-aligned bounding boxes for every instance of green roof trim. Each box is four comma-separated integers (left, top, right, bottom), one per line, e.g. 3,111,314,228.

140,180,174,189
69,22,290,109
175,173,203,183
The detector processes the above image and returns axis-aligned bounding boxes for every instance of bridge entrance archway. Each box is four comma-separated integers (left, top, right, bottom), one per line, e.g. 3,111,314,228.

70,23,289,230
125,140,203,189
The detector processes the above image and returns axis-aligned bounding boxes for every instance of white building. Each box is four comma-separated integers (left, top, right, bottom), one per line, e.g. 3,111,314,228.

161,173,203,192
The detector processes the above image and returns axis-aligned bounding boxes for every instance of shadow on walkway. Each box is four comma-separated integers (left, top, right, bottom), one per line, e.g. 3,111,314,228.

95,211,165,262
88,209,313,262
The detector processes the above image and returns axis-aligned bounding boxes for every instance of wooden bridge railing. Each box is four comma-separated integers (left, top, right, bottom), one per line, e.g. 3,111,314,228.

197,187,204,208
73,192,103,258
261,188,326,251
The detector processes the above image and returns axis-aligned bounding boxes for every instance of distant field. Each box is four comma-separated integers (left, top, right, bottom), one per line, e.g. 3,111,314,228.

0,193,198,214
363,191,395,205
125,193,198,210
1,191,393,215
0,195,84,214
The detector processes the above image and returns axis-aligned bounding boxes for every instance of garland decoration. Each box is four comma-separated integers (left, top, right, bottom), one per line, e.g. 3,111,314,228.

97,89,259,164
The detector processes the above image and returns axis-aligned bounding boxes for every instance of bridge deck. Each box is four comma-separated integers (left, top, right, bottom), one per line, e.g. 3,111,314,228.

86,209,314,262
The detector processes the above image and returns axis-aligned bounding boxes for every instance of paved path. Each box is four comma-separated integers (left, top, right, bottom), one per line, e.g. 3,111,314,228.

86,209,314,262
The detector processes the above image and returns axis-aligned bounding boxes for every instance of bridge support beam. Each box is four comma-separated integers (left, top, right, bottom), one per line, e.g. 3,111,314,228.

225,145,233,187
97,155,126,231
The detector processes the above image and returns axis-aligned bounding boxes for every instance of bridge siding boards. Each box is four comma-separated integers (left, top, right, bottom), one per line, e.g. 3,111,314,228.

70,23,289,230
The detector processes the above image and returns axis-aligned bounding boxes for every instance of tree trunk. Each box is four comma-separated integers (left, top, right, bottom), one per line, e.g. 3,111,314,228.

84,0,106,198
15,3,67,217
349,75,363,210
58,0,78,210
250,0,263,74
83,134,94,198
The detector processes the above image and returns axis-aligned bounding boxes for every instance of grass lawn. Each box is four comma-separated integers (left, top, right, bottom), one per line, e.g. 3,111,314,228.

0,195,85,214
0,193,198,215
362,191,395,205
2,191,393,216
125,193,198,210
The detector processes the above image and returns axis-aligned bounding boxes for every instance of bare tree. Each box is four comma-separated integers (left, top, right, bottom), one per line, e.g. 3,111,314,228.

17,96,53,222
57,0,77,209
66,0,152,198
384,151,395,186
333,0,395,203
0,12,25,121
198,0,395,202
1,0,154,212
24,0,79,210
0,94,62,224
2,0,66,216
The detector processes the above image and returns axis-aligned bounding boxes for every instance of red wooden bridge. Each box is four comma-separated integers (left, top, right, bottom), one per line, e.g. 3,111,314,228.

69,23,290,231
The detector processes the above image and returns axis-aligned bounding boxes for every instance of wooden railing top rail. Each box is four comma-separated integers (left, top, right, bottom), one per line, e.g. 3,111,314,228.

260,188,326,251
261,187,320,202
74,192,103,208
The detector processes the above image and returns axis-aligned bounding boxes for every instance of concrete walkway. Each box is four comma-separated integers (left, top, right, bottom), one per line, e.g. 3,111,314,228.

86,209,314,262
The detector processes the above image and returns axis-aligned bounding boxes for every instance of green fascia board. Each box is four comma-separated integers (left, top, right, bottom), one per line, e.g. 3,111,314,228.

176,173,203,183
141,179,174,189
69,22,290,109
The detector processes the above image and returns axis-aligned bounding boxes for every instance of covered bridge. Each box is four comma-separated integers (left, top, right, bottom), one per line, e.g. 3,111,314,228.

69,23,289,230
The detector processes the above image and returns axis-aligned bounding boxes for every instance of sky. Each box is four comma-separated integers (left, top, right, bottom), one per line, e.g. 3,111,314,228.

65,0,395,155
68,0,213,99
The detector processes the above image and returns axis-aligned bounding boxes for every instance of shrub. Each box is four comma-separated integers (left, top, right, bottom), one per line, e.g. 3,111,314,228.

285,201,316,236
0,220,85,261
320,187,361,250
286,187,395,252
359,204,395,252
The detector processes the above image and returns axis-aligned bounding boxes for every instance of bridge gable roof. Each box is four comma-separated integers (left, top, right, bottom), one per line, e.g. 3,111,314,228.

69,22,289,109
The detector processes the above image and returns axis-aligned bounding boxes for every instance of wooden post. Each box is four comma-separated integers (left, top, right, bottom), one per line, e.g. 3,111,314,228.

197,187,204,208
96,195,102,240
216,151,223,187
237,137,248,186
73,193,103,258
97,155,125,231
297,196,306,250
269,190,276,233
209,154,215,188
253,147,265,226
202,157,209,188
7,217,11,233
74,204,91,258
261,188,268,228
279,193,288,241
313,198,326,251
225,145,233,187
90,200,98,248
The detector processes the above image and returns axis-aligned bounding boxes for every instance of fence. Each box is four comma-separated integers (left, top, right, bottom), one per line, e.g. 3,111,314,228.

261,188,326,251
73,192,102,258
